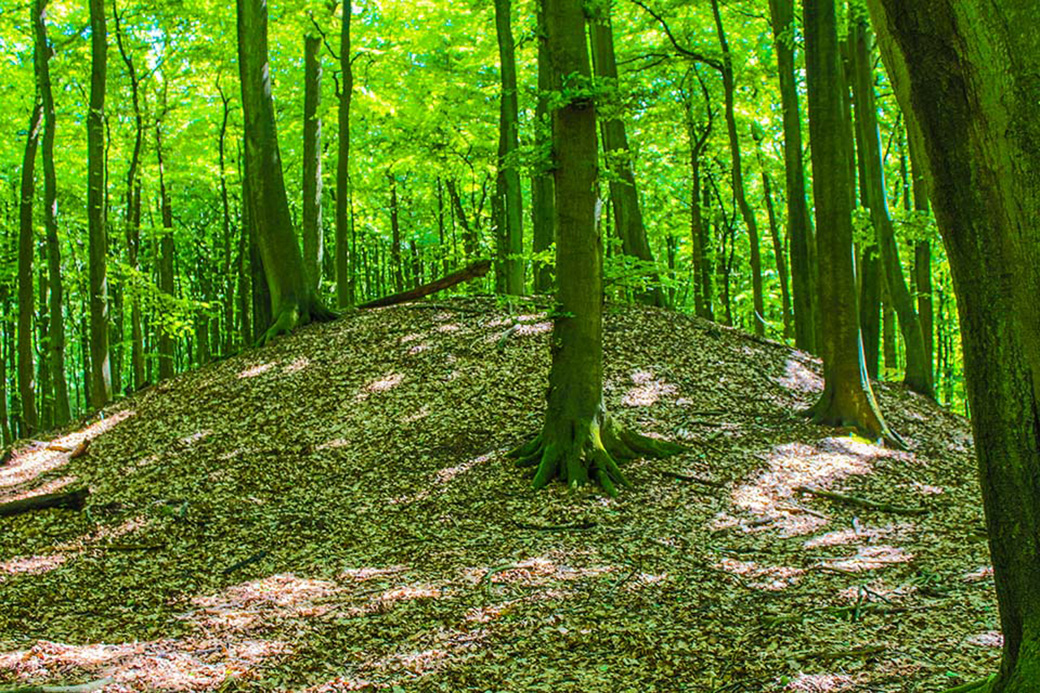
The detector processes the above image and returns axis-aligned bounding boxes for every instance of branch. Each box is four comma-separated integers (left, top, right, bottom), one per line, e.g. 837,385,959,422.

358,260,491,309
794,485,927,516
629,0,723,71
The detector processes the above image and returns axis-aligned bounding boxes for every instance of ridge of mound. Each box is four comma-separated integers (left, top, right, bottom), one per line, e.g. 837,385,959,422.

0,298,994,691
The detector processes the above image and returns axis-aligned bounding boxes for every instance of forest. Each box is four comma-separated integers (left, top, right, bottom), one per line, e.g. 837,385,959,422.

0,0,1037,691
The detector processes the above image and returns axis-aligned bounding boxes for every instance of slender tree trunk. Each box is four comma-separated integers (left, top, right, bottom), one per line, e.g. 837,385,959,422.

768,0,817,352
388,171,403,293
237,0,333,344
907,134,934,382
803,0,894,443
866,1,1040,687
302,32,323,291
848,14,932,398
335,1,354,308
447,179,477,259
682,68,714,321
711,0,764,334
217,84,234,357
752,132,793,339
156,126,175,381
588,2,664,307
530,1,554,295
88,0,111,407
18,96,42,433
492,0,524,295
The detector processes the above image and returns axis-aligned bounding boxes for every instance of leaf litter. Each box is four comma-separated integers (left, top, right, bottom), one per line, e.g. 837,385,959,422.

0,298,996,691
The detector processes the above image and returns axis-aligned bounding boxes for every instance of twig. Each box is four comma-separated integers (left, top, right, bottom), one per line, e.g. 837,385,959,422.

660,471,722,488
513,520,597,531
221,550,270,576
794,485,927,516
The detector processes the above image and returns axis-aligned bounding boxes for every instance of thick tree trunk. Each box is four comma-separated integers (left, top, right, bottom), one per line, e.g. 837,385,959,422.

848,14,932,398
512,0,678,495
803,0,894,443
302,32,323,292
18,96,42,434
492,0,524,295
588,2,664,308
236,0,333,345
156,127,175,381
711,0,764,335
335,1,354,309
530,2,554,295
866,1,1040,688
768,0,817,352
35,0,68,425
87,0,111,408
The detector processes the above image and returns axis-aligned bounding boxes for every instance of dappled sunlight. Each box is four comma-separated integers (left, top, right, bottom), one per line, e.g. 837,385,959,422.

785,672,855,691
357,373,404,402
0,475,77,504
56,515,151,553
283,356,311,374
803,523,915,549
963,566,994,583
819,545,913,573
777,358,824,394
462,556,614,592
715,557,804,591
435,452,493,484
237,362,275,378
0,554,67,581
965,631,1003,648
622,369,678,407
515,321,552,336
436,323,461,333
178,430,212,448
402,405,430,423
721,438,910,536
340,565,409,582
0,410,134,493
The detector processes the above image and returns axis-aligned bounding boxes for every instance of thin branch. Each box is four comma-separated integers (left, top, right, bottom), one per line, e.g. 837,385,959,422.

628,0,723,71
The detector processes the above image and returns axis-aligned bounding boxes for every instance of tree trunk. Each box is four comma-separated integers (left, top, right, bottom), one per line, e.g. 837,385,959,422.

768,0,817,352
335,0,353,309
711,0,764,334
87,0,111,408
388,171,403,293
752,131,793,340
156,126,175,382
302,32,323,292
236,0,334,344
588,2,664,308
682,67,714,321
18,94,42,434
848,13,932,398
530,1,554,295
492,0,524,295
803,0,894,443
907,133,934,382
512,0,678,495
866,1,1040,687
217,84,234,357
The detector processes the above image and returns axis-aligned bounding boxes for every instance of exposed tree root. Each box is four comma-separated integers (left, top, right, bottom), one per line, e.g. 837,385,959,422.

257,295,337,346
509,415,682,496
944,675,995,693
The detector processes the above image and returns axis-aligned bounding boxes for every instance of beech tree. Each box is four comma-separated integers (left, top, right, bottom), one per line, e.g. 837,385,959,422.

492,0,523,295
236,0,334,343
88,0,112,407
510,0,679,495
867,0,1040,688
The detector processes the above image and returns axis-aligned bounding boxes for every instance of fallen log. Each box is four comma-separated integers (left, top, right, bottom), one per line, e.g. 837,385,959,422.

794,484,926,516
358,259,491,309
0,487,89,518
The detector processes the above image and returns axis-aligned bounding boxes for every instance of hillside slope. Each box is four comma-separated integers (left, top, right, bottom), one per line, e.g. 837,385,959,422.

0,299,995,692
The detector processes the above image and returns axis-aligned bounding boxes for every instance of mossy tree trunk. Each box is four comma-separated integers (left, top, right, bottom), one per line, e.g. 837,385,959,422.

236,0,334,345
848,13,932,398
18,86,42,433
588,1,664,308
866,0,1040,688
803,0,895,444
492,0,524,296
87,0,111,408
768,0,817,353
511,0,679,495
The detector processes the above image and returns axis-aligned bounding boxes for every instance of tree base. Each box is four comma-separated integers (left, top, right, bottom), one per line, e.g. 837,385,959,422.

257,294,337,346
509,413,682,496
807,386,905,450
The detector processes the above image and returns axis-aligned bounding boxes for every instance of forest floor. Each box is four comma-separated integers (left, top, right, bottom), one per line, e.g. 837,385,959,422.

0,298,996,692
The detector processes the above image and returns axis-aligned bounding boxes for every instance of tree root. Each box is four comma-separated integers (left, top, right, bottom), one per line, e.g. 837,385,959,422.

509,416,682,496
944,675,995,693
257,295,337,346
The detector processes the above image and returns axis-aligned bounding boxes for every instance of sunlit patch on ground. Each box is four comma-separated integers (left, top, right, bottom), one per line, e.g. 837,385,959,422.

965,631,1003,648
357,373,405,401
0,554,67,580
238,362,275,378
178,430,212,447
436,323,461,333
0,475,77,504
819,545,914,573
340,565,409,582
776,358,824,394
0,410,133,493
803,523,915,549
283,356,310,374
785,672,855,691
621,369,678,407
515,321,552,336
435,452,493,484
963,566,994,582
716,557,804,590
402,405,430,423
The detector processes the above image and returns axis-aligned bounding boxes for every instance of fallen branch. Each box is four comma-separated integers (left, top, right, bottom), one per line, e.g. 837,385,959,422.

0,488,89,518
513,520,597,531
0,678,113,693
221,550,270,576
794,485,927,516
660,471,723,488
358,259,491,309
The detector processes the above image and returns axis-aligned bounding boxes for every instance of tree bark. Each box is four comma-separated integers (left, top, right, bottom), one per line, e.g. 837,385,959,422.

302,32,323,292
335,0,354,309
530,1,554,295
848,13,932,398
682,67,714,321
156,126,175,381
866,1,1040,687
803,0,894,443
236,0,334,345
710,0,764,334
752,129,793,339
18,94,42,434
358,259,490,309
768,0,817,352
492,0,524,296
87,0,111,407
589,2,664,308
